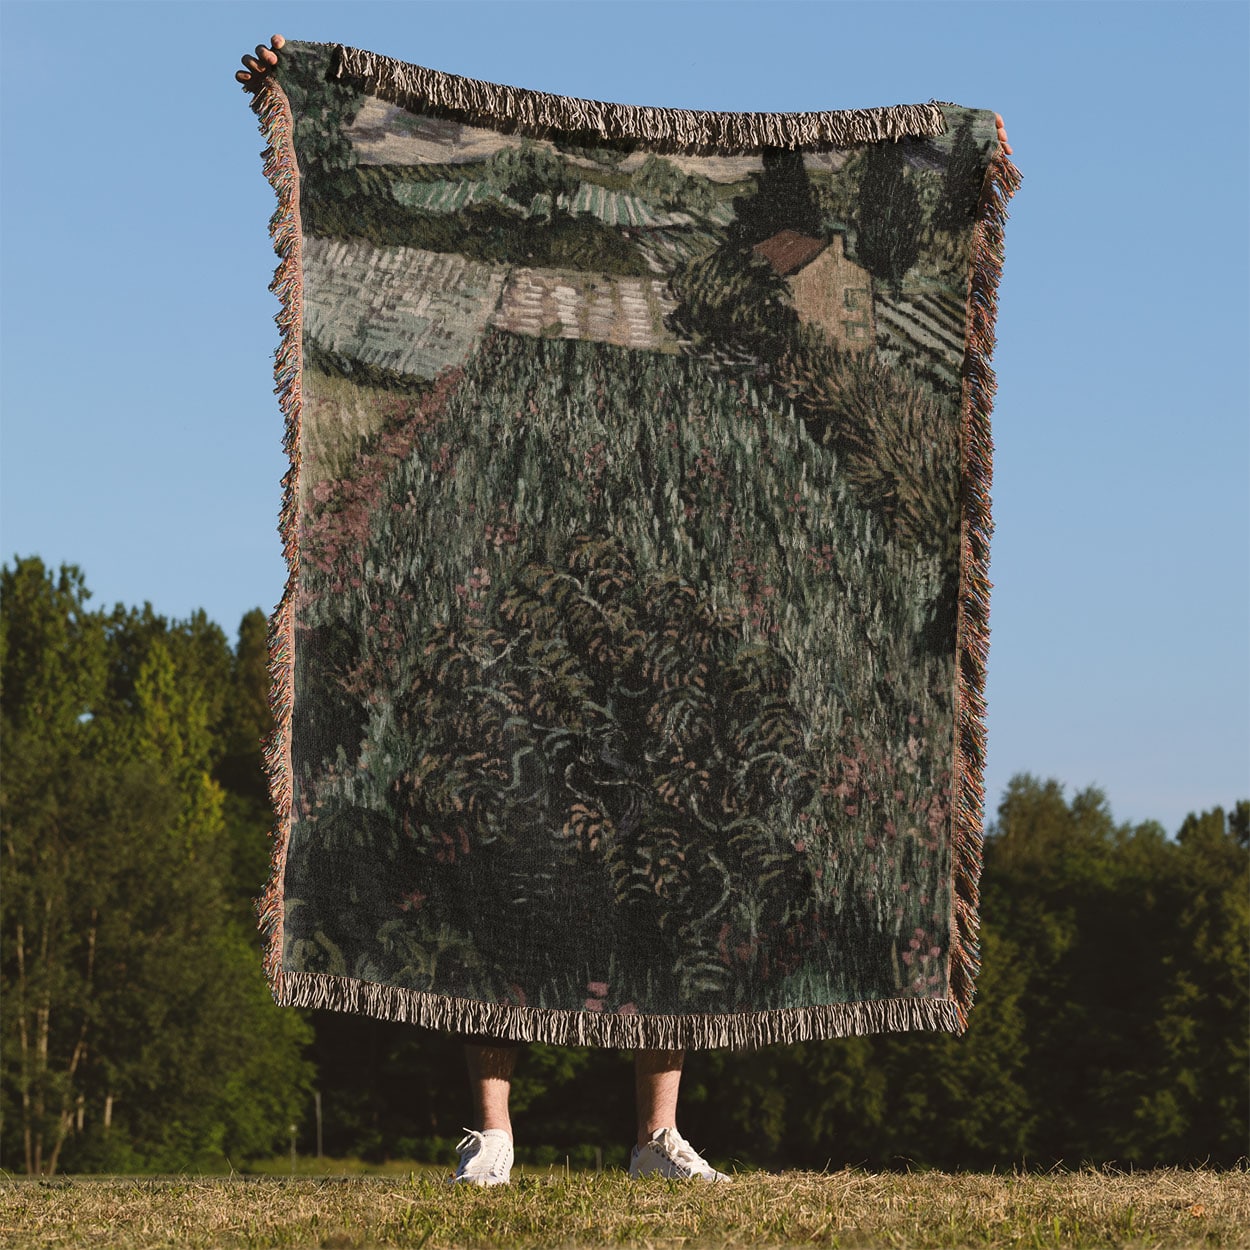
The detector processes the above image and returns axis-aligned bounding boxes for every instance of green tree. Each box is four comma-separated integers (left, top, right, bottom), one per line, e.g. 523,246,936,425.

980,775,1249,1166
1138,803,1249,1162
934,116,986,234
854,140,923,295
0,558,314,1174
481,138,580,217
216,608,280,933
666,241,800,367
686,917,1032,1171
778,325,960,561
0,558,108,1173
728,146,822,246
634,154,715,216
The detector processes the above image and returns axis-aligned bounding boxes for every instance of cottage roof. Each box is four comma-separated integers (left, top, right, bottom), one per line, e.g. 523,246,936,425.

752,229,828,277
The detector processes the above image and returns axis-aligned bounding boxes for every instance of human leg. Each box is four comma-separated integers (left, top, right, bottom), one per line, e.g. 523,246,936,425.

630,1048,730,1180
449,1034,523,1185
462,1038,520,1138
634,1047,684,1146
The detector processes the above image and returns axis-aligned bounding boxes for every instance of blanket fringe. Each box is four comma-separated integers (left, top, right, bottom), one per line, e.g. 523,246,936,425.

249,74,303,1010
277,969,962,1051
329,42,949,152
950,142,1023,1029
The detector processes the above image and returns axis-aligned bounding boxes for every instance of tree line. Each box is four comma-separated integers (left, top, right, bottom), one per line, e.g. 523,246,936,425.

2,555,1245,1174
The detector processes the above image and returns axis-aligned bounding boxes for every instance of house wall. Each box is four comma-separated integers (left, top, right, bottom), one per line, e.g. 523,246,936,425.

788,236,876,353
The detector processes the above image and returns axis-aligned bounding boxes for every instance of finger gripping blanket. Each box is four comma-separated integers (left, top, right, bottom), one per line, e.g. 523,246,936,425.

248,40,1021,1049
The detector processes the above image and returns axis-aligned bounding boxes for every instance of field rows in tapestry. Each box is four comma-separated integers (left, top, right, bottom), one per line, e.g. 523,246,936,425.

283,55,997,520
275,46,998,1016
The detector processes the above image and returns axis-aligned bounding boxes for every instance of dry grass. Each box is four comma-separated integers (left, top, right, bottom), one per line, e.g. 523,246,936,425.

1,1165,1247,1248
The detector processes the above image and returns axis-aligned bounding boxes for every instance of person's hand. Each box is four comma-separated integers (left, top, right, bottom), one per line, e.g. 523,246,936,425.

236,34,285,90
994,113,1012,156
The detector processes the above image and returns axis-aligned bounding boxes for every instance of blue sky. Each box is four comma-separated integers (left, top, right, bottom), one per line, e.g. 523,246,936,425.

2,0,1246,836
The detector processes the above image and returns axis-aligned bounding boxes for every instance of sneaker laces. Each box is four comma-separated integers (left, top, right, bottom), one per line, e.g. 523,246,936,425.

455,1127,510,1177
657,1127,713,1176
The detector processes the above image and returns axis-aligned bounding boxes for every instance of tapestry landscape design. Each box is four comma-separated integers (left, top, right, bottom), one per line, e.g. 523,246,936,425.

250,41,1021,1048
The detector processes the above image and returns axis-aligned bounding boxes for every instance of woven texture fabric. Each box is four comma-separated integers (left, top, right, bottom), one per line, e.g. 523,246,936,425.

249,40,1021,1049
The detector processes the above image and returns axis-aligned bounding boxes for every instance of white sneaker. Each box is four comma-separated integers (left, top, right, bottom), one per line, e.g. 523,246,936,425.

450,1126,513,1185
629,1126,731,1180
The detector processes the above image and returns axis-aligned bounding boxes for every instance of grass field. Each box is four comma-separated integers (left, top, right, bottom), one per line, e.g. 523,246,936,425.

2,1162,1247,1248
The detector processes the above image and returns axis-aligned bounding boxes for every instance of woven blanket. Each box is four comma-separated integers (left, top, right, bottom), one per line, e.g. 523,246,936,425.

248,40,1021,1049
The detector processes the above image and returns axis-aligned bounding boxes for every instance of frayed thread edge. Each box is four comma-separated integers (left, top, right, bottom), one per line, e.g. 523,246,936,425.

328,41,950,153
949,143,1023,1028
250,76,302,1008
276,969,962,1051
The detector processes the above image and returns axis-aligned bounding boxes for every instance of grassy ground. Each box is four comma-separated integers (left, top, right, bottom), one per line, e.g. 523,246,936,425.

1,1163,1246,1248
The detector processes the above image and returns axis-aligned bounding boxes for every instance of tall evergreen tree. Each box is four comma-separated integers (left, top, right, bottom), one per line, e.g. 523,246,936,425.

980,776,1249,1166
934,116,986,233
217,608,279,932
729,146,823,246
1140,803,1250,1162
0,558,109,1173
854,140,923,295
0,558,315,1174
